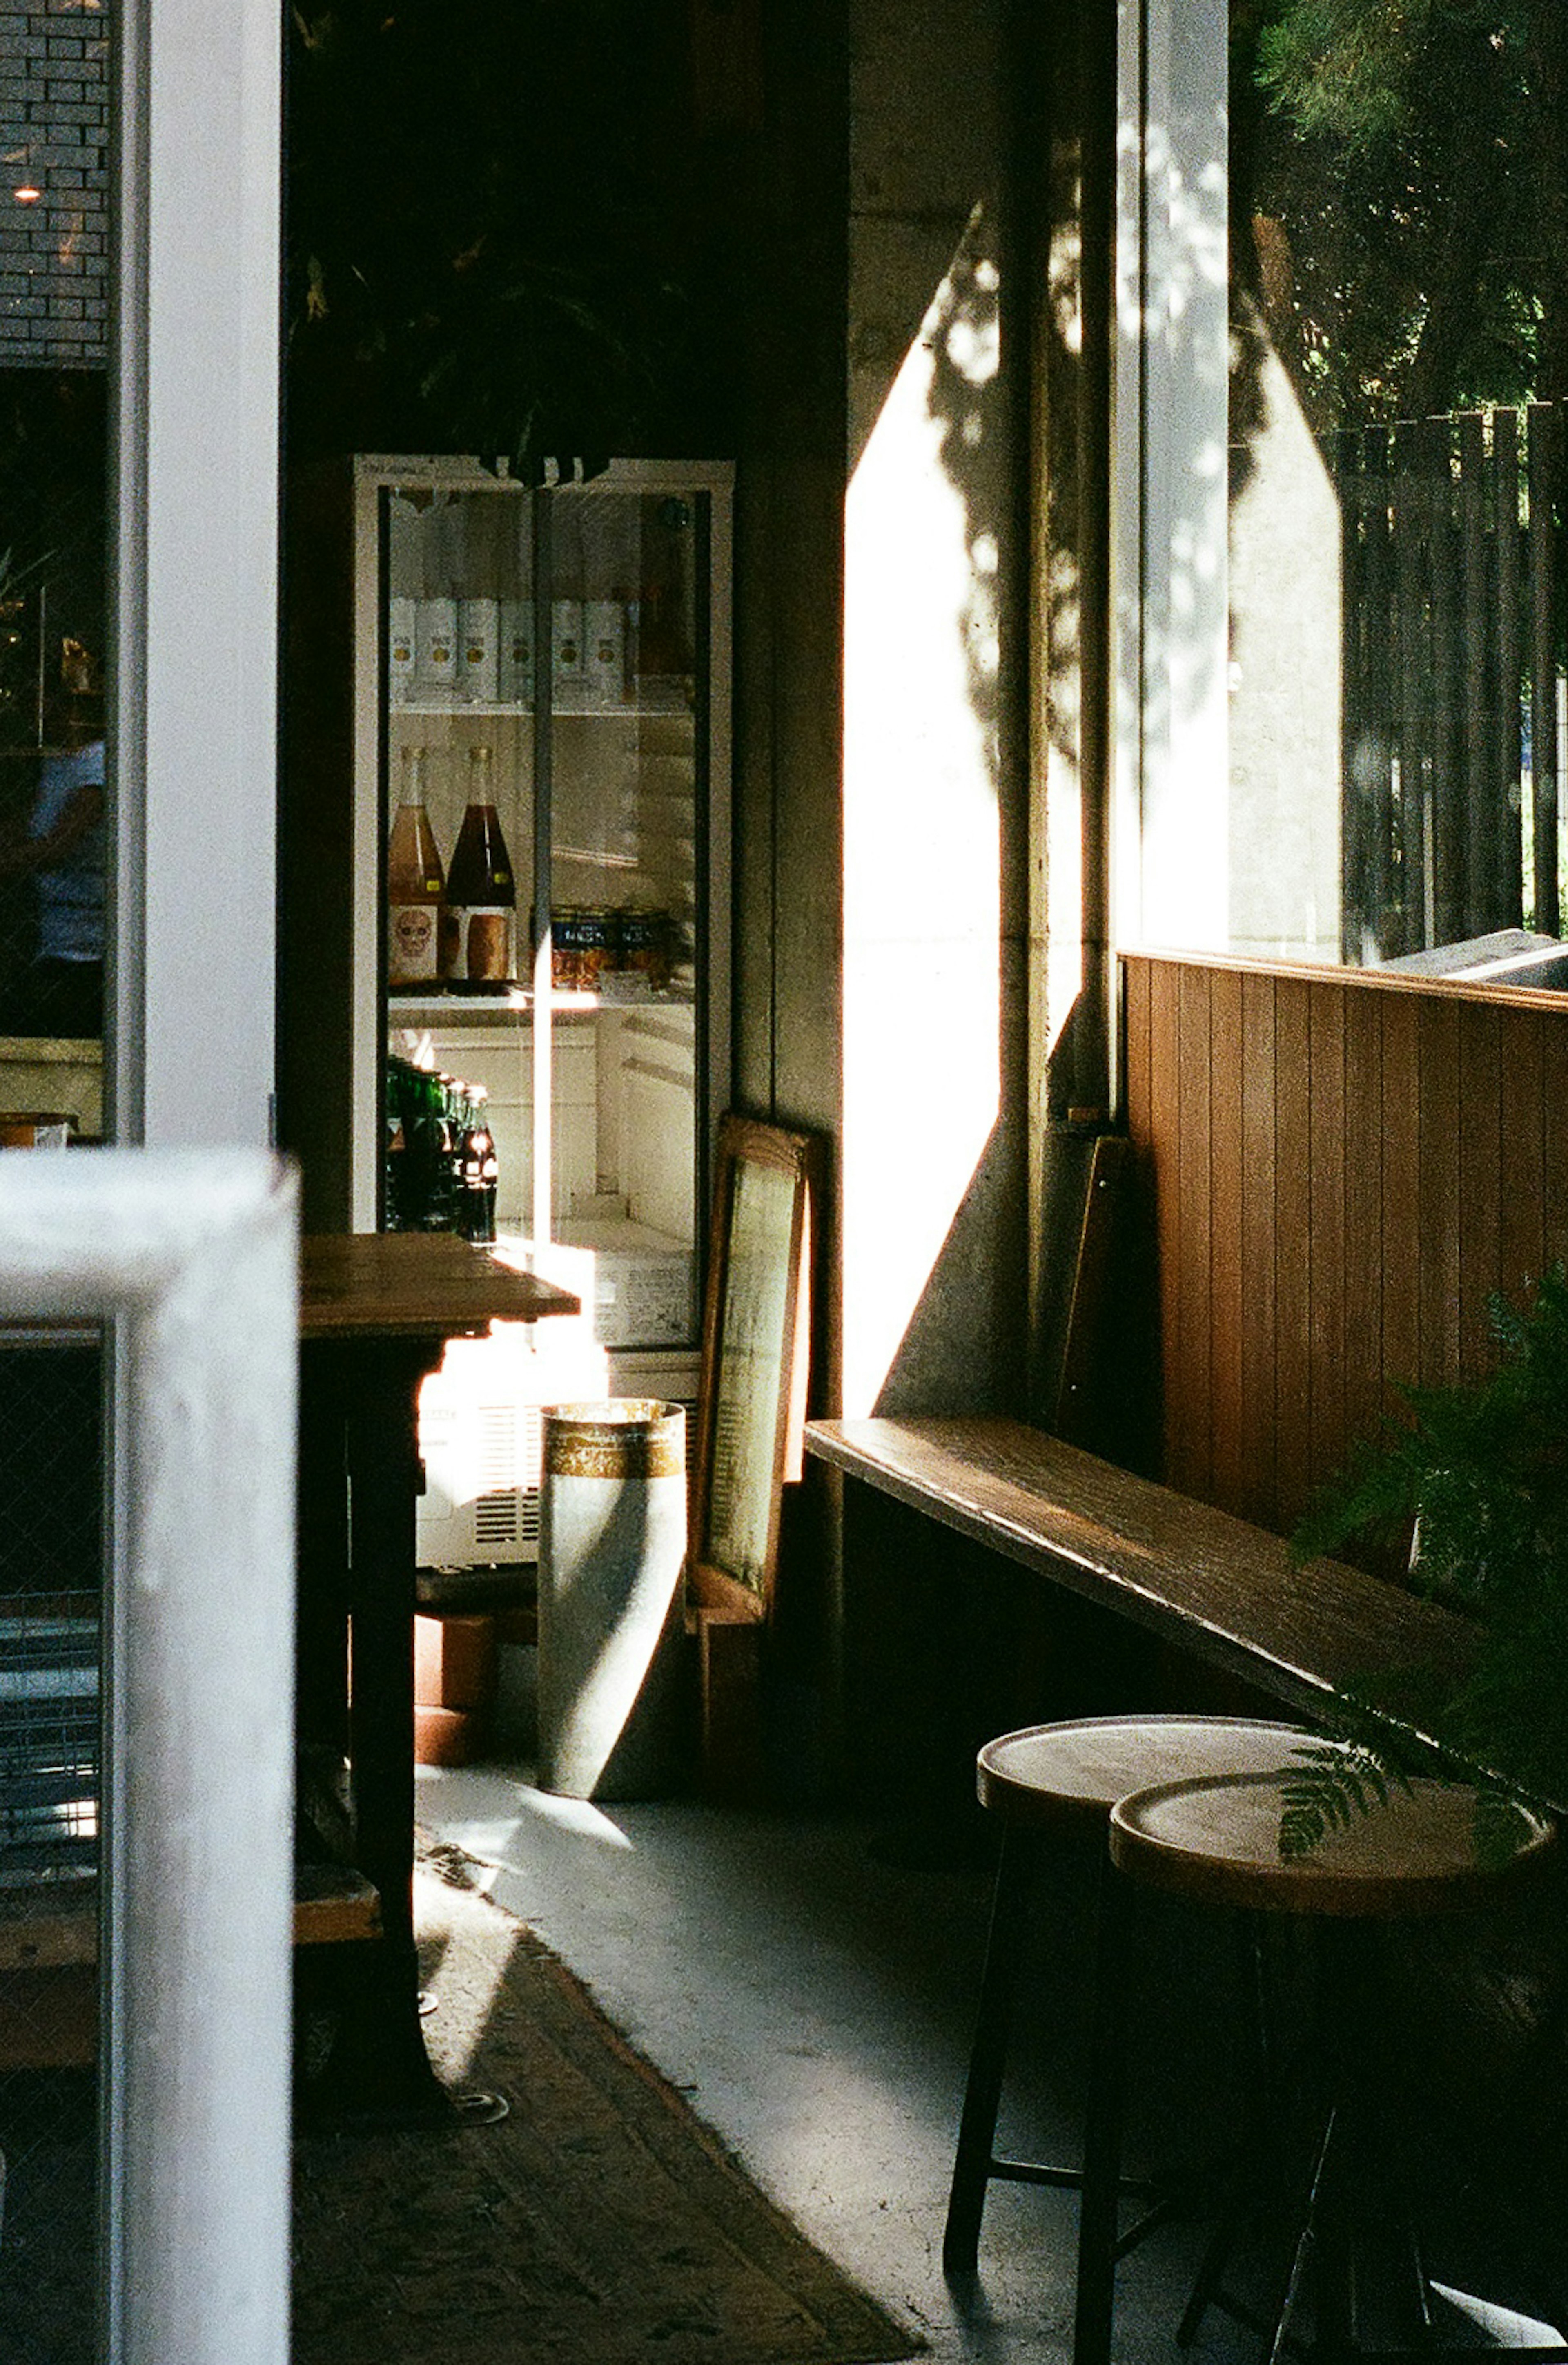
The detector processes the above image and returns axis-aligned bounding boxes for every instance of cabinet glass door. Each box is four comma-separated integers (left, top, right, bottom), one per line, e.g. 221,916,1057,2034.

376,463,724,1362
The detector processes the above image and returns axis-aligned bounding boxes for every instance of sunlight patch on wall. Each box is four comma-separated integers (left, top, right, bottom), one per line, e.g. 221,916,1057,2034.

842,218,1002,1416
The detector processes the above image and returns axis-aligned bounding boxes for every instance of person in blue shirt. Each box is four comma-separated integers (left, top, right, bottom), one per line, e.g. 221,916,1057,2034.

0,692,105,1038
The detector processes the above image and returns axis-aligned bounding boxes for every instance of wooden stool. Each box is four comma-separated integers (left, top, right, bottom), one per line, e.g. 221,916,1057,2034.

942,1715,1314,2278
1073,1771,1561,2365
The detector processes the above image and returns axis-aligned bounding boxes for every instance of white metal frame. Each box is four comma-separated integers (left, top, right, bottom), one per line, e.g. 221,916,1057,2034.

0,1153,297,2365
1112,0,1231,957
110,0,281,1151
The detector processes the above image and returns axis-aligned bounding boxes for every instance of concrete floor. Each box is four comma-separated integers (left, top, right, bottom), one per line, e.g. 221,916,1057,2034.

417,1757,1559,2365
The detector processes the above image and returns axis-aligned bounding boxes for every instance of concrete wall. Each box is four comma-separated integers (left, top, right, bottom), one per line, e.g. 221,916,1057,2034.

841,0,1027,1421
724,0,1030,1786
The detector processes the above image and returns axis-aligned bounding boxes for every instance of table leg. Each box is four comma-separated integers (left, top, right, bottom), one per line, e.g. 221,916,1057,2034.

296,1335,452,2128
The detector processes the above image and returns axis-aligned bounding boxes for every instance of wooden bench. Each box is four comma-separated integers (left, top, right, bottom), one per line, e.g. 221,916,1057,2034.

0,1864,381,2070
804,1415,1476,1738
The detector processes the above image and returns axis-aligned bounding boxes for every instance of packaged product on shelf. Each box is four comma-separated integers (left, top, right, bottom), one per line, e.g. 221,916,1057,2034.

457,598,499,703
551,600,585,702
498,600,535,703
584,600,627,707
414,598,457,699
613,907,673,992
388,598,416,705
552,908,612,992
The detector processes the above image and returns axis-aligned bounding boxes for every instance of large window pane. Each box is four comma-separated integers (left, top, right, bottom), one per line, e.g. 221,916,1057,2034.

1231,1,1568,967
0,2,112,2353
1127,1,1568,971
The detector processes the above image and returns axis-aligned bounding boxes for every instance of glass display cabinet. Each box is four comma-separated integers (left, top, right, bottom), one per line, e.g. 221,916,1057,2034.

281,455,733,1567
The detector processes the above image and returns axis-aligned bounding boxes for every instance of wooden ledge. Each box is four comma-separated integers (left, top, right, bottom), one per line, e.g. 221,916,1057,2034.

806,1414,1476,1738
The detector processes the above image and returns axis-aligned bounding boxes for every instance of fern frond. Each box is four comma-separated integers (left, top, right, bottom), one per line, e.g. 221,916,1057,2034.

1276,1741,1408,1860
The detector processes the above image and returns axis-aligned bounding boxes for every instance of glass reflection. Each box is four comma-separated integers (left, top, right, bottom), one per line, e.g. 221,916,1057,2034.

1228,3,1568,966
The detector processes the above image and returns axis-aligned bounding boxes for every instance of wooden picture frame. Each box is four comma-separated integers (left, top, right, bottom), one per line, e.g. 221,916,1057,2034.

688,1112,819,1626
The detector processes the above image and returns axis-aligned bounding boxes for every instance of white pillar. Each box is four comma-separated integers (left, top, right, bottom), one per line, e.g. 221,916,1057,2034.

113,0,281,1150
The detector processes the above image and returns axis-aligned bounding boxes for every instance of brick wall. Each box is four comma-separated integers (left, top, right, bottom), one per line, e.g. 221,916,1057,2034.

0,0,108,368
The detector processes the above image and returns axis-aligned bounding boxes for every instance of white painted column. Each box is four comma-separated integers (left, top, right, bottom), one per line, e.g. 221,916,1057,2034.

112,0,281,1149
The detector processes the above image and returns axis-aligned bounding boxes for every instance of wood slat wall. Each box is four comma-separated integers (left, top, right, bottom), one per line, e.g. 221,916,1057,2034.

1120,951,1568,1539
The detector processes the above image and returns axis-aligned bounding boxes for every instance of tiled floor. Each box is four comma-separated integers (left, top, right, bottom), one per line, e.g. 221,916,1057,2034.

416,1758,1568,2364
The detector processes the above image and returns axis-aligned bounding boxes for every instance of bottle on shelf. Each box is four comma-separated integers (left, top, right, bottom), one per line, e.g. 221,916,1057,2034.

458,1084,499,1244
386,746,446,987
441,744,517,987
386,1055,451,1228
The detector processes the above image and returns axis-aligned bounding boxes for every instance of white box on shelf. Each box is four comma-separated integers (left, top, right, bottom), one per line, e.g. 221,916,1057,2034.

541,1216,694,1349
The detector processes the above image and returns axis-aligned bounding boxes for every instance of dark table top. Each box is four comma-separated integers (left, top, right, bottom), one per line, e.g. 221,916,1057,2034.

300,1232,579,1341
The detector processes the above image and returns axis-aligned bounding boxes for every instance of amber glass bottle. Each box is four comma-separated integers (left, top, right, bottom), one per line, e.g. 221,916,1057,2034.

441,745,516,985
386,746,445,986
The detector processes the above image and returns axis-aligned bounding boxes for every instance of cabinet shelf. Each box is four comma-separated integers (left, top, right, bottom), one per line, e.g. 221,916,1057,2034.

390,691,694,722
388,983,695,1025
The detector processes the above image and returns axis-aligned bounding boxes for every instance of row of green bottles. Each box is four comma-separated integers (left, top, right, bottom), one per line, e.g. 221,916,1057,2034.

385,1055,495,1236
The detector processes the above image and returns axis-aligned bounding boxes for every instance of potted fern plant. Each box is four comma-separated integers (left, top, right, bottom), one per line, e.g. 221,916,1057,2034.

1281,1265,1568,1856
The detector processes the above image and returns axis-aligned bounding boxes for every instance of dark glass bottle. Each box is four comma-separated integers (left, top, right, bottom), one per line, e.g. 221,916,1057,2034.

441,745,516,987
458,1085,499,1243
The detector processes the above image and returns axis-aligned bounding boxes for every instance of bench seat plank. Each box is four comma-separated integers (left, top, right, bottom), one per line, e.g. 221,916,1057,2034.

805,1415,1475,1732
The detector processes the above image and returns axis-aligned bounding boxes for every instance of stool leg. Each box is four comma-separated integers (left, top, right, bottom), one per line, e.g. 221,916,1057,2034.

944,1827,1035,2274
1310,1923,1363,2365
1074,1852,1134,2365
1177,1913,1285,2348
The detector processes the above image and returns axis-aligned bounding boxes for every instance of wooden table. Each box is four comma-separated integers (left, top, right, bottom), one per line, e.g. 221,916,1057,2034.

296,1233,578,2126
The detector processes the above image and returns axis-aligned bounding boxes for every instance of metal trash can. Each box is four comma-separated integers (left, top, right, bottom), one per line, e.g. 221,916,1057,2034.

536,1400,686,1800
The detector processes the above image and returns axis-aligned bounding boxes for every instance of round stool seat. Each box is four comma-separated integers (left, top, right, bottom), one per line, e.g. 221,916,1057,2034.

1110,1769,1557,1918
977,1714,1314,1837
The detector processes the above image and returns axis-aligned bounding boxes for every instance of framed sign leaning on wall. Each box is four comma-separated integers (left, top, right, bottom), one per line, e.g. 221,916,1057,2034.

688,1112,819,1625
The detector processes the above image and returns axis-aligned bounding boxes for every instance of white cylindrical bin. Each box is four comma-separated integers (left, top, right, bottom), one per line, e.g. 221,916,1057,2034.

537,1400,687,1800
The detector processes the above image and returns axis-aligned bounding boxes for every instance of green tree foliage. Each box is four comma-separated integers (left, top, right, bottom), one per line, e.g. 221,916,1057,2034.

1233,0,1568,425
1286,1265,1568,1850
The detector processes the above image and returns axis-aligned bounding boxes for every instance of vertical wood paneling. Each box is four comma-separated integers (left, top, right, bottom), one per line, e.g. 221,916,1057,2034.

1498,1007,1546,1305
1239,970,1278,1527
1173,965,1214,1497
1417,996,1463,1386
1457,999,1504,1370
1121,956,1568,1541
1208,965,1245,1517
1307,982,1347,1493
1148,961,1182,1484
1123,956,1153,1149
1379,991,1422,1406
1542,1012,1568,1274
1341,985,1383,1456
1272,978,1313,1530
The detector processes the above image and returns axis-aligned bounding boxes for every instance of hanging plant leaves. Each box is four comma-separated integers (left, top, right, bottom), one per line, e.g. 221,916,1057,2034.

1287,1264,1568,1848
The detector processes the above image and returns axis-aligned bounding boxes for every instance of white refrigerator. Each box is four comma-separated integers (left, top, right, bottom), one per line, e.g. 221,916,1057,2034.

283,454,733,1566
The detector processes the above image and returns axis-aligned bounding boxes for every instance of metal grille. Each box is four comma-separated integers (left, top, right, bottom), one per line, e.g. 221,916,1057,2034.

0,1596,99,1885
0,1340,104,2358
472,1490,521,1550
